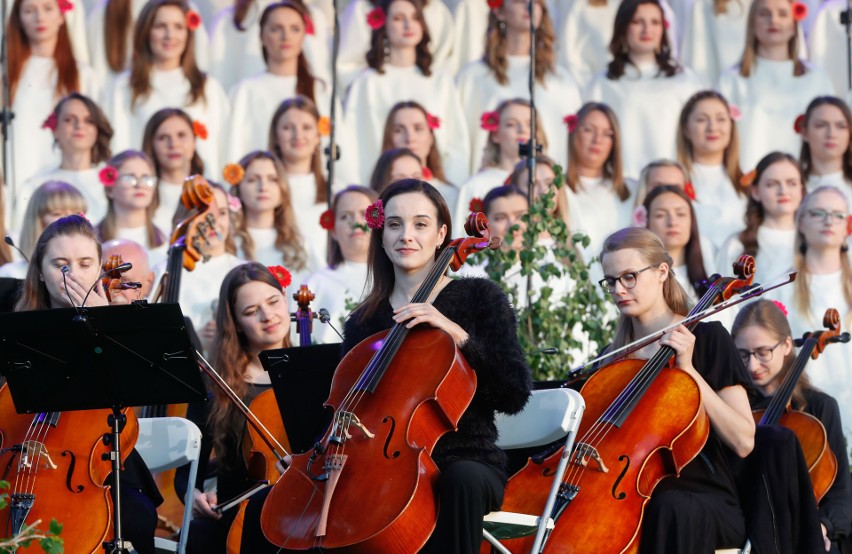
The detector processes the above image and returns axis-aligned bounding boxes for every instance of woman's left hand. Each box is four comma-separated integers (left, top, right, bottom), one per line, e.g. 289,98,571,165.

659,324,696,374
393,303,469,347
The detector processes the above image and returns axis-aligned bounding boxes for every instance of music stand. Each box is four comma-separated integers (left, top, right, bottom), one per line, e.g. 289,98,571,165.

0,302,206,553
260,343,340,454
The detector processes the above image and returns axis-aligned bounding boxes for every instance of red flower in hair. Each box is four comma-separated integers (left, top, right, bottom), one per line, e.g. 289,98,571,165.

632,205,648,227
422,167,434,180
847,214,852,237
319,209,335,230
792,1,807,21
99,166,118,187
366,6,386,29
794,114,806,134
469,197,485,214
268,265,292,289
42,113,57,131
480,111,499,132
663,18,669,29
563,114,578,133
365,200,384,229
771,300,789,317
58,0,73,13
426,113,441,130
487,0,503,9
683,181,696,201
186,10,201,31
303,14,315,35
192,120,208,140
740,169,756,187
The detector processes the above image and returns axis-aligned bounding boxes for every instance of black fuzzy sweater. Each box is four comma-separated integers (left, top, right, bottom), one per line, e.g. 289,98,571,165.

342,277,533,482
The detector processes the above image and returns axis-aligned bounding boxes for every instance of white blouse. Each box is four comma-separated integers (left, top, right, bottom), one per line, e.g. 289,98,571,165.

305,260,369,344
112,225,169,268
689,162,749,252
453,166,511,231
153,180,185,237
12,166,105,233
570,175,634,261
714,225,796,285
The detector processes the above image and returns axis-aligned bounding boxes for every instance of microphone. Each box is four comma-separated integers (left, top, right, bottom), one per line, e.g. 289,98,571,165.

318,308,343,340
81,262,134,307
61,265,77,308
5,235,28,263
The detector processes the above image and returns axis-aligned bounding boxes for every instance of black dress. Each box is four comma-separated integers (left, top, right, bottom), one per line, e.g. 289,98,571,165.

639,321,752,554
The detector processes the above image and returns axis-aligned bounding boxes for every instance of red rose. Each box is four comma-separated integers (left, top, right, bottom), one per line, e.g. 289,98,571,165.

794,114,806,134
422,167,434,180
683,181,696,201
468,197,485,214
41,113,57,131
58,0,73,13
319,209,335,230
792,1,807,21
365,199,385,230
426,113,441,130
487,0,503,9
563,114,578,133
847,214,852,237
366,7,386,30
303,14,315,35
99,165,118,187
480,111,499,132
186,10,201,31
267,265,292,289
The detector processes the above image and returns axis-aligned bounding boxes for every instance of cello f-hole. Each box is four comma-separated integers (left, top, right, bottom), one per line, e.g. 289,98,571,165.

611,454,630,501
61,450,84,494
381,416,401,460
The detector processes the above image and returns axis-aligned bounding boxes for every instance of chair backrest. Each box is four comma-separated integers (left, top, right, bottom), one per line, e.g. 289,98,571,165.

136,417,202,472
495,388,585,449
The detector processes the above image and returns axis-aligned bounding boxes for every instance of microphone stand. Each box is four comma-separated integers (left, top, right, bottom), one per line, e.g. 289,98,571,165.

1,0,16,193
842,0,852,91
324,0,342,210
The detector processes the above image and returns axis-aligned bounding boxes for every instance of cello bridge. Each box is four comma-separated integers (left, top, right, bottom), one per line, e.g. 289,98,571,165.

18,441,58,471
572,443,609,473
330,411,375,443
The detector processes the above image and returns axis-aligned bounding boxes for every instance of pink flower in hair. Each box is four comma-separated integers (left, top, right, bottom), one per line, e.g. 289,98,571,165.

632,205,648,227
365,199,384,229
563,114,578,133
367,6,386,30
426,112,441,130
771,300,789,317
480,111,499,132
58,0,73,14
303,14,315,35
728,104,742,121
42,113,58,131
99,166,118,187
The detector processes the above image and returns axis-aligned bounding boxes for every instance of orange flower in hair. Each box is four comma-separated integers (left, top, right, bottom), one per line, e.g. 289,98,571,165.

318,116,331,137
739,169,756,187
192,120,208,140
186,9,202,30
222,163,245,186
268,265,292,289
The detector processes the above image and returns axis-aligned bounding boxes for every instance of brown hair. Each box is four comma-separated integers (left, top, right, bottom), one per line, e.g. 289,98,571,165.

484,0,555,85
607,0,679,79
259,1,317,103
16,214,102,311
268,96,327,204
737,0,805,77
643,185,708,295
355,179,451,322
365,0,432,76
677,90,744,191
633,159,687,208
96,150,166,248
799,96,852,184
600,227,691,350
369,148,421,194
731,299,810,407
328,185,378,269
738,152,804,257
566,102,627,201
104,0,133,72
7,0,79,103
480,98,548,171
130,0,207,110
48,93,114,164
231,151,307,271
18,181,88,258
381,101,447,183
207,262,291,469
507,155,572,228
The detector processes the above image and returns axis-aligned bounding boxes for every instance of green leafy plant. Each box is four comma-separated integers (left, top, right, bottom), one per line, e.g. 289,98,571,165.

0,480,64,553
481,164,615,381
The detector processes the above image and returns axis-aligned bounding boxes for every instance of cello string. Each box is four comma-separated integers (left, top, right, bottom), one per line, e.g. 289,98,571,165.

21,412,51,496
12,413,40,496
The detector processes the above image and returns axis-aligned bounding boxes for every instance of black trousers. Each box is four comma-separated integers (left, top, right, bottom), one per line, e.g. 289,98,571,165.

184,508,238,554
240,460,504,554
119,487,158,554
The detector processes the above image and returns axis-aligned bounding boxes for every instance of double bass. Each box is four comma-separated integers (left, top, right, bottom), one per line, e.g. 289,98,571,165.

258,213,500,551
752,307,850,502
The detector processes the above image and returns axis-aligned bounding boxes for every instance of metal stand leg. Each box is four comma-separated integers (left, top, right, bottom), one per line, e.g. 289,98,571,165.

102,408,129,554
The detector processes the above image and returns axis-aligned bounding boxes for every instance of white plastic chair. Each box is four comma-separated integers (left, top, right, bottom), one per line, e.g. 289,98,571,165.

134,417,202,554
483,388,585,554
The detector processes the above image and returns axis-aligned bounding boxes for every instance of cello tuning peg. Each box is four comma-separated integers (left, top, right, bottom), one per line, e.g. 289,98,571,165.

832,332,851,344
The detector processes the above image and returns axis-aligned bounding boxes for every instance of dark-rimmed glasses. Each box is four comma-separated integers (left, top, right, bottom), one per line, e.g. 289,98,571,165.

737,341,783,365
598,265,654,293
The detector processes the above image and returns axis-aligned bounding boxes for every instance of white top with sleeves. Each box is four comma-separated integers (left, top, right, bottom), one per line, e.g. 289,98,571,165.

585,63,703,179
714,225,796,285
689,162,749,252
718,60,835,170
570,176,634,261
12,166,105,233
153,180,184,238
455,57,582,177
453,167,511,231
809,0,852,97
305,260,369,344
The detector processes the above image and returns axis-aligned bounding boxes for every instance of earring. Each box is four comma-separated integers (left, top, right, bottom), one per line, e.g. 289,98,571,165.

498,20,506,33
383,37,390,59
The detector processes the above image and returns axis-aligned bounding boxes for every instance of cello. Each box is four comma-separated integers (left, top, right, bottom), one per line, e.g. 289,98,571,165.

751,307,850,502
0,256,140,553
494,256,758,554
258,212,500,551
224,284,317,552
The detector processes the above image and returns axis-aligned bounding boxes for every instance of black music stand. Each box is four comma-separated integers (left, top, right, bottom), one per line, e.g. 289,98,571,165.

0,302,206,553
260,343,340,454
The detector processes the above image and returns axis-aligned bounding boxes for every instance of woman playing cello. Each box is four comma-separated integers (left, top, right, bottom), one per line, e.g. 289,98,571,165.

241,178,533,553
597,226,755,553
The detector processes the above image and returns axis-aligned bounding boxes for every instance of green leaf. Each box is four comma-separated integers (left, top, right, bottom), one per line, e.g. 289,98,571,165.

49,519,63,536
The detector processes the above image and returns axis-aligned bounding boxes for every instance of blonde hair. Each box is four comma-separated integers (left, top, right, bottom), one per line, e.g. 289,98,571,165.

19,181,88,257
738,0,805,77
793,186,852,325
601,227,691,350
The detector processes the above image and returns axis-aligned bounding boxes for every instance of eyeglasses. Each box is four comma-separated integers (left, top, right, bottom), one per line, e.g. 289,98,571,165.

806,208,847,224
598,265,655,293
737,340,783,365
116,175,157,189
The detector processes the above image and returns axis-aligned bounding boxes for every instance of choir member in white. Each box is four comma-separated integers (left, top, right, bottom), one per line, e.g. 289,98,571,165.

86,0,209,86
716,151,803,286
226,151,314,285
772,186,852,443
681,0,752,86
95,150,168,266
453,98,545,228
102,0,228,174
564,102,632,260
207,0,330,91
380,101,458,214
344,0,469,185
717,0,834,170
13,93,112,231
5,0,98,198
449,0,488,74
306,186,377,344
585,0,702,180
368,148,425,193
0,181,88,277
642,184,713,303
808,0,852,97
798,96,852,207
676,90,749,250
337,0,455,87
141,108,206,234
456,0,579,174
632,159,692,207
509,155,576,237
